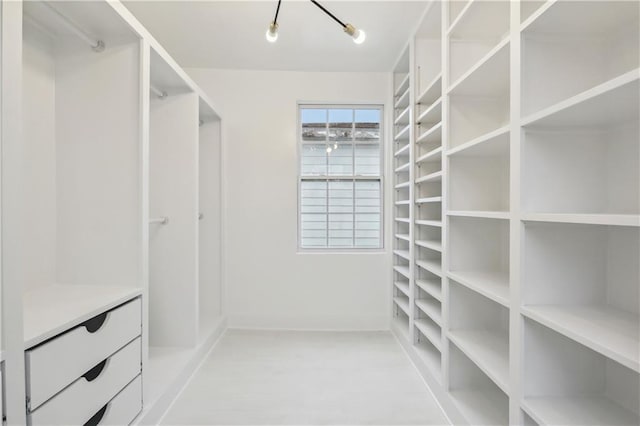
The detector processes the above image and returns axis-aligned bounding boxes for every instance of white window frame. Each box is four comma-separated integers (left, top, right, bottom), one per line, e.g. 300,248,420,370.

297,103,385,253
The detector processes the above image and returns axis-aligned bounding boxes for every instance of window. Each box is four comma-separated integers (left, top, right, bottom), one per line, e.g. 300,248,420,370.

298,105,383,249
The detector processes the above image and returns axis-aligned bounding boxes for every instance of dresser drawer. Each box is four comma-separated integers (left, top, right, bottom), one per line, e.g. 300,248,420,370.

28,337,141,426
85,374,142,426
26,298,141,410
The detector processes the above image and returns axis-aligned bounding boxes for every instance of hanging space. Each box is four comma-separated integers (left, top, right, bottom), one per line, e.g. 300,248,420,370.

145,46,224,422
17,1,143,424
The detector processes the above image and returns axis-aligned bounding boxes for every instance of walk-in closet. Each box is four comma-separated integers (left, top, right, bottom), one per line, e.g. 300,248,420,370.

0,0,637,425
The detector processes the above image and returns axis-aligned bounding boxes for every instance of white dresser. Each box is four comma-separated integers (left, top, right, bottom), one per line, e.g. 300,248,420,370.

25,297,142,426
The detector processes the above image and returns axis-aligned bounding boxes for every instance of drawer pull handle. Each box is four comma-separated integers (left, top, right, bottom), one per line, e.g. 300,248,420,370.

82,359,108,382
84,312,108,333
84,403,108,426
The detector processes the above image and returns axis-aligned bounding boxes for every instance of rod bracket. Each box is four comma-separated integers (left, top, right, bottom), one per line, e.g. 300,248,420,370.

92,40,106,53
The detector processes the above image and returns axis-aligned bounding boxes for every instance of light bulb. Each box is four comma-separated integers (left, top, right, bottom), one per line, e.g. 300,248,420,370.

266,22,278,43
345,23,366,45
326,147,333,153
352,29,366,44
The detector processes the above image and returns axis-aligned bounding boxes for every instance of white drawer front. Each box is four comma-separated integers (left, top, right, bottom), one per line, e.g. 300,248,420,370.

26,298,141,410
29,337,141,426
87,374,142,426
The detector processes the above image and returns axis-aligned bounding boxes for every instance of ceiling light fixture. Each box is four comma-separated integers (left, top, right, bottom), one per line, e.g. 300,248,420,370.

309,0,366,44
266,0,281,42
265,0,366,45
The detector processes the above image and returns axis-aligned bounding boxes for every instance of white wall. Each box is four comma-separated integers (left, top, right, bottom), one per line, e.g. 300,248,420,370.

187,69,392,330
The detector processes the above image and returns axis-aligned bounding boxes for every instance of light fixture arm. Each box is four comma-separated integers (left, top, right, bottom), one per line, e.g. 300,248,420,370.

273,0,282,25
266,0,365,44
309,0,347,29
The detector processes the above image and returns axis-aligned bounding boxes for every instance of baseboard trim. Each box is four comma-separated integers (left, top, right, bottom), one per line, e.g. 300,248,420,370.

391,320,466,426
228,314,389,331
135,316,228,425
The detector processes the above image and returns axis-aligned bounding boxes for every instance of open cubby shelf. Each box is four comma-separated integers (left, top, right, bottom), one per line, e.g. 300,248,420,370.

449,216,510,306
415,317,442,351
394,295,411,316
394,280,411,298
389,2,638,425
521,1,639,117
522,221,639,372
523,319,639,426
449,129,509,213
414,334,442,381
450,281,510,393
449,343,510,426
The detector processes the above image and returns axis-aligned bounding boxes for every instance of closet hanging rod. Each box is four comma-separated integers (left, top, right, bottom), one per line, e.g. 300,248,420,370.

41,2,105,52
149,217,169,225
150,84,168,99
23,14,57,39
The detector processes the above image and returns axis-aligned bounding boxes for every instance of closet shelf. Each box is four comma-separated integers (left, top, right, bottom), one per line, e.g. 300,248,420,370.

395,87,411,109
417,73,442,106
395,124,411,141
393,265,411,280
448,0,509,38
415,146,443,164
447,125,509,157
416,171,443,184
394,249,411,261
520,0,639,36
519,0,556,33
448,37,510,96
416,259,443,278
415,219,442,228
449,330,510,393
450,389,509,426
416,196,442,205
415,318,442,351
448,270,509,307
414,339,442,380
416,239,443,253
394,181,411,189
393,296,411,316
448,210,510,220
521,69,639,129
394,106,411,126
394,281,410,297
395,162,411,173
522,305,639,373
394,143,411,157
521,213,640,228
395,233,410,242
416,123,443,145
416,98,442,125
415,298,442,326
416,278,442,302
395,199,411,206
522,396,640,426
395,73,411,97
395,217,410,224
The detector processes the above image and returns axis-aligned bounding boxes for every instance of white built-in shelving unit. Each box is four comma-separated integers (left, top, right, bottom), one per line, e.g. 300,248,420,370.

412,0,444,383
390,1,640,425
392,47,413,340
0,1,226,424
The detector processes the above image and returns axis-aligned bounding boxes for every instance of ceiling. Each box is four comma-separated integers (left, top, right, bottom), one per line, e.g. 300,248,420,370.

122,1,429,72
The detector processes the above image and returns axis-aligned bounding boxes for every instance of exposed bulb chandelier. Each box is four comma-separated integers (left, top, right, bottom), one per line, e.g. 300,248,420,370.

266,0,366,45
